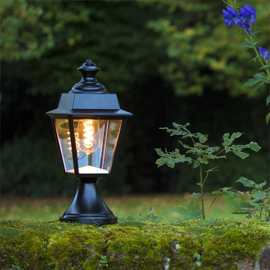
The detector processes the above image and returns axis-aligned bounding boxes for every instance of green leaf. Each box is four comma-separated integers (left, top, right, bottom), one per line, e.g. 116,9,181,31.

173,122,190,129
236,177,255,188
193,252,201,266
224,194,251,214
166,158,176,168
248,142,261,152
266,95,270,106
197,157,209,165
191,193,201,199
155,148,164,156
251,191,266,201
243,79,258,88
254,72,267,80
171,200,202,220
266,112,270,124
155,147,192,168
193,160,200,169
255,81,266,90
231,132,242,140
243,72,268,88
156,157,172,168
222,132,242,147
199,134,208,143
249,56,259,63
222,133,230,145
255,181,267,189
233,151,249,159
241,42,252,49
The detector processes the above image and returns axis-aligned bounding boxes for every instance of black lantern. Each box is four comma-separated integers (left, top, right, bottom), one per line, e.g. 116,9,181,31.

46,60,132,225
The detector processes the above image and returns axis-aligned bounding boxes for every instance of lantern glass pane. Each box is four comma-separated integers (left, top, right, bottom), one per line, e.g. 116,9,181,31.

73,119,106,174
54,119,122,175
54,119,75,173
73,119,122,174
102,120,122,172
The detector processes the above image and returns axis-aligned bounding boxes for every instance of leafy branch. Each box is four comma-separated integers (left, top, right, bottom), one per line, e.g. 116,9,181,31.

155,123,261,221
214,177,270,222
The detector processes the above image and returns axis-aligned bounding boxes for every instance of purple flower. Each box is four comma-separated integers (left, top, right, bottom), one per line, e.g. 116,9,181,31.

222,4,257,35
239,7,248,24
222,5,241,27
258,46,270,61
222,9,234,27
227,6,241,26
244,5,257,25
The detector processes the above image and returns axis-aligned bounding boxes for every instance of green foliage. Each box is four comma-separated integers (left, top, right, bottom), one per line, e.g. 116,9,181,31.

222,132,261,159
243,72,270,90
0,135,76,196
221,0,270,121
155,123,261,220
215,177,270,222
0,0,163,96
1,0,92,62
155,148,192,169
98,255,109,269
2,0,269,98
119,207,163,227
156,123,260,169
171,152,269,195
1,219,270,269
171,201,202,220
146,0,269,97
193,252,201,267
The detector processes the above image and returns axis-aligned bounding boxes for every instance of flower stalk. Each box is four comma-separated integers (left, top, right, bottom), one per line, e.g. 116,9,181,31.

222,1,270,122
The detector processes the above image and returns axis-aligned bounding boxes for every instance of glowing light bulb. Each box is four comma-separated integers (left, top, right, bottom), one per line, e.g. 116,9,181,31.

57,120,85,160
67,131,81,154
83,120,94,149
78,119,101,155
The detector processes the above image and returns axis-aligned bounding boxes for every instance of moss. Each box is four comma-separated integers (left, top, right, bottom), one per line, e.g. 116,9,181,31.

190,219,270,270
0,219,269,269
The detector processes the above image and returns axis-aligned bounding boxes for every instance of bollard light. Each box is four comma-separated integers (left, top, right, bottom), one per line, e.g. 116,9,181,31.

46,59,132,225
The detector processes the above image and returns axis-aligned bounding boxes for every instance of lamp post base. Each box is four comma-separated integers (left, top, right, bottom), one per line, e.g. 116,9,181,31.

59,181,117,225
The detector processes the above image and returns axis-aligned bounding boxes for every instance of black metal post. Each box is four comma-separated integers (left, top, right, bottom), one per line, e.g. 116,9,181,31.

60,179,117,225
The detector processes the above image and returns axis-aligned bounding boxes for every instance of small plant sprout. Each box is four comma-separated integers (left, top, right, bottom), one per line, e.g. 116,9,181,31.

155,123,261,221
99,255,109,269
193,252,202,267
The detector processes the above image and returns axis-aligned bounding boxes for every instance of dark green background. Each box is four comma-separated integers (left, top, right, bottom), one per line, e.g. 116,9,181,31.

1,0,269,196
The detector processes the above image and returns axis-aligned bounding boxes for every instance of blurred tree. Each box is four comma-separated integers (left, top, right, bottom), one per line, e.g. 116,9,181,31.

1,0,269,196
1,0,163,95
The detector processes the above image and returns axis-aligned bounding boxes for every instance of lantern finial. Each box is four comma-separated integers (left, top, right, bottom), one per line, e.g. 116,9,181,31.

70,59,108,94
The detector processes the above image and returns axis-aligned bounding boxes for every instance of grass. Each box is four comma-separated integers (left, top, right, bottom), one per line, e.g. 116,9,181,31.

0,193,245,222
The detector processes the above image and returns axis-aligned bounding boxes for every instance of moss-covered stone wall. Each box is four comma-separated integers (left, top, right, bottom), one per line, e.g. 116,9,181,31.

0,219,269,269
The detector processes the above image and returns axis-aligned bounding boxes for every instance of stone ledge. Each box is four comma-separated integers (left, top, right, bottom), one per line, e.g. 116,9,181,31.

0,219,270,269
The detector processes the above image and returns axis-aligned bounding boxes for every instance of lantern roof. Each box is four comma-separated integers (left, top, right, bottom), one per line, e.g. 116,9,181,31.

46,60,132,118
